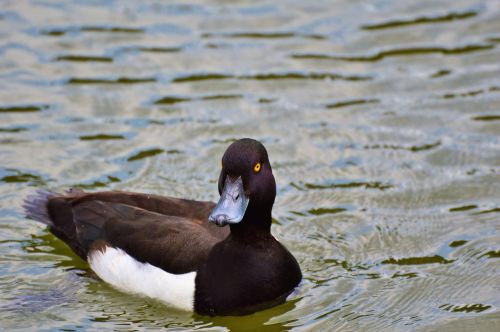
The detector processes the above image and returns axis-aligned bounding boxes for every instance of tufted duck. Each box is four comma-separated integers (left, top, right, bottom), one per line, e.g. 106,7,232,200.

23,138,302,316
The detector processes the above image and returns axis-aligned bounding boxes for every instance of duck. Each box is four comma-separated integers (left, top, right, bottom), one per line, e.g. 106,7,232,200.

23,138,302,316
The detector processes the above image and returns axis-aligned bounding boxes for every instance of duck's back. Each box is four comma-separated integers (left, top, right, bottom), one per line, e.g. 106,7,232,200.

24,189,229,274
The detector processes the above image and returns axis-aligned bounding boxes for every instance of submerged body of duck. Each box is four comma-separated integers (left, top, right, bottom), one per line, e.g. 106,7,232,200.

24,138,302,316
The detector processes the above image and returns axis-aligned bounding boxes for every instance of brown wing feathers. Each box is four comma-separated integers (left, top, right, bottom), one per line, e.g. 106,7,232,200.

24,190,228,273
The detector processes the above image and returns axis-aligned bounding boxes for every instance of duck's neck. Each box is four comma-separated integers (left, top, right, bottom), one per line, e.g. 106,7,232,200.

229,206,272,240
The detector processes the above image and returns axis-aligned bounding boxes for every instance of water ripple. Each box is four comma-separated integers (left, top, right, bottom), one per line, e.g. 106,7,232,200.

0,104,49,113
40,26,145,36
361,11,478,30
67,77,156,85
55,55,113,62
172,72,372,83
202,31,327,40
291,44,495,62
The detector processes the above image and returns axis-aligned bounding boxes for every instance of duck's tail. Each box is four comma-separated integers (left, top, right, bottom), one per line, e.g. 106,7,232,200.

23,189,57,226
23,188,89,259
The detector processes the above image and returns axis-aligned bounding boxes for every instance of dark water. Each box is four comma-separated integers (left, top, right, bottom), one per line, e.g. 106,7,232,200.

1,0,499,331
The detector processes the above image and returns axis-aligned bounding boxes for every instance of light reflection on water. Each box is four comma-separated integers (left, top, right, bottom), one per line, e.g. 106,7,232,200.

0,0,499,331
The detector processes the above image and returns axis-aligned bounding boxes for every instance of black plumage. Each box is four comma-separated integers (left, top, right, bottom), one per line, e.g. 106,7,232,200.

24,138,302,316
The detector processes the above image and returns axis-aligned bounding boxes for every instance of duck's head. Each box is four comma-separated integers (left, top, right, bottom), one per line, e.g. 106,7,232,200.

209,138,276,230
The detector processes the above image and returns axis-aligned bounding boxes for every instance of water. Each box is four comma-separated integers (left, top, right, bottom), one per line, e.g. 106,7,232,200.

0,0,499,330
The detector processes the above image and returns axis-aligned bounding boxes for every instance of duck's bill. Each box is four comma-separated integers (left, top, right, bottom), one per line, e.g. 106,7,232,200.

209,176,249,227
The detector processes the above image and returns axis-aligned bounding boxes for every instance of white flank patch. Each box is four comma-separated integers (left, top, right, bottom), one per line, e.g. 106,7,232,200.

88,246,195,311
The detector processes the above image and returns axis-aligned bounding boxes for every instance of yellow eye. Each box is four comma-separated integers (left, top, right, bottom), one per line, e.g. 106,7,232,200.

253,162,261,173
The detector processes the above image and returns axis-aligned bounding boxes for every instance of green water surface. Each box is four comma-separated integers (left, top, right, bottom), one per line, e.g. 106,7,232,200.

0,0,499,331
